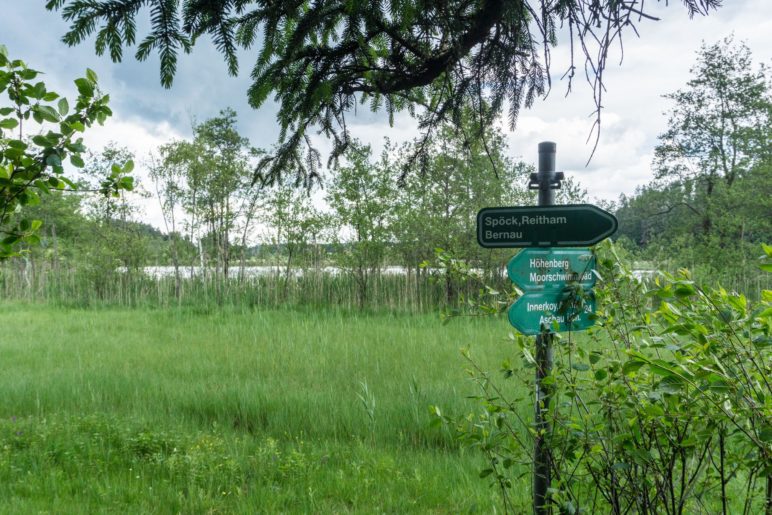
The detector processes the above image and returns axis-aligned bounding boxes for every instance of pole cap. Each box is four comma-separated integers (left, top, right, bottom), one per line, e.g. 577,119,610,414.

538,141,556,154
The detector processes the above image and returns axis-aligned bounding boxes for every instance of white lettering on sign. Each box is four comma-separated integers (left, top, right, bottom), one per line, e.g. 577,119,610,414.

540,314,566,324
485,230,523,240
530,258,569,268
527,301,594,314
520,215,567,225
527,302,559,312
529,271,593,283
485,215,568,228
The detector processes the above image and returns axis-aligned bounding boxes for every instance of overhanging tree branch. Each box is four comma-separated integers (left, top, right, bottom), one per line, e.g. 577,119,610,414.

48,0,722,185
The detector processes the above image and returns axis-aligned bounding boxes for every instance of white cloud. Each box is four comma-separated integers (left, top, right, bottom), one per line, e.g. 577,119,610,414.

80,115,185,228
493,0,772,200
82,116,183,159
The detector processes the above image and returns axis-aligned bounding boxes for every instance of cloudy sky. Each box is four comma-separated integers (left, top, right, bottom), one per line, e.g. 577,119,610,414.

1,1,771,227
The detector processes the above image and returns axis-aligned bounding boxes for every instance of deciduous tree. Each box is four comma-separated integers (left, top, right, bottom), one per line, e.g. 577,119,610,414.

327,140,394,307
653,37,772,236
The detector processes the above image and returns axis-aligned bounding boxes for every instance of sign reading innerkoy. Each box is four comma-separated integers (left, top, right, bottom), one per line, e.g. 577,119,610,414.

477,204,618,248
508,290,596,336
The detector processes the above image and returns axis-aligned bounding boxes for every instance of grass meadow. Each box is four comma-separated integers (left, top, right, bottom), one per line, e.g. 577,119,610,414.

0,302,536,513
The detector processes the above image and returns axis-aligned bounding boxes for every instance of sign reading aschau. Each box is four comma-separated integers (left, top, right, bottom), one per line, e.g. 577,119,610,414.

508,291,596,335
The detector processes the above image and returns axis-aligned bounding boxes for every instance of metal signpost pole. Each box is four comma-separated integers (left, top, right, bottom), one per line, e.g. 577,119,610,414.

476,140,616,512
532,142,561,514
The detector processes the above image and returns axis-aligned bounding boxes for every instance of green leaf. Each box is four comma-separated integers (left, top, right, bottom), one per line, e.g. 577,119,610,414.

74,77,94,97
657,375,685,394
249,80,273,108
648,360,680,378
622,359,646,375
32,81,47,99
673,283,696,297
123,159,134,174
33,179,50,194
57,98,69,116
644,404,664,417
18,69,38,80
60,177,77,189
36,105,60,123
70,154,85,168
32,135,53,147
118,176,134,190
0,118,18,129
86,68,98,83
45,153,62,168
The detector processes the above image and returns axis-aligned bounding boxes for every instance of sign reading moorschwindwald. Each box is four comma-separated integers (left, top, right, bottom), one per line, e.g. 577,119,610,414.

507,248,596,291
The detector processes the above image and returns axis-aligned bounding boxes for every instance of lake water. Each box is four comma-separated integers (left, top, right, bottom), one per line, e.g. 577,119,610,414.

129,265,656,281
134,265,423,279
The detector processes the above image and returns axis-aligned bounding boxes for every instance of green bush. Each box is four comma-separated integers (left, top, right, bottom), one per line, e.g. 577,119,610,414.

442,242,771,514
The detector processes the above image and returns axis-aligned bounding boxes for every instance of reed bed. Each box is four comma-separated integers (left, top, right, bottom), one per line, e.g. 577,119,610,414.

0,263,512,311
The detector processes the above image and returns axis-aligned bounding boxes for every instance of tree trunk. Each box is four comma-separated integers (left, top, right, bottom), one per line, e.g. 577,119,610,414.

284,247,293,301
444,268,454,306
171,234,181,301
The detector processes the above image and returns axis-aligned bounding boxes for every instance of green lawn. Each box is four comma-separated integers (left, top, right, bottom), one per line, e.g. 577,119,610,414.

0,303,531,513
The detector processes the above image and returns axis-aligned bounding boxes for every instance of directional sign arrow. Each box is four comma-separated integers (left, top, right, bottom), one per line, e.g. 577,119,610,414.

508,248,596,291
477,204,617,248
508,290,596,335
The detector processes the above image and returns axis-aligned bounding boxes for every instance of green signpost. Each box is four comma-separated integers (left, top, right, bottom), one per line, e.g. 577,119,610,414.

508,290,596,335
477,204,617,248
506,247,596,333
476,142,618,514
507,247,595,291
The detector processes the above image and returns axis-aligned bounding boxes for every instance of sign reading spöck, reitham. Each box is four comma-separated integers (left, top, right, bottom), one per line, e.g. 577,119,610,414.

477,204,617,248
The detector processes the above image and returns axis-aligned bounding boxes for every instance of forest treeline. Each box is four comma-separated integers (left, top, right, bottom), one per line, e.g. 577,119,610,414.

1,38,769,308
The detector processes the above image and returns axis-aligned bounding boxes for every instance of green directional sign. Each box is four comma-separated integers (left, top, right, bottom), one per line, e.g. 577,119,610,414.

508,248,595,291
477,204,617,248
508,290,596,335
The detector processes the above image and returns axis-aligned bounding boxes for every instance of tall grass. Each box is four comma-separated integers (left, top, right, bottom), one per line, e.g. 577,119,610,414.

0,303,529,512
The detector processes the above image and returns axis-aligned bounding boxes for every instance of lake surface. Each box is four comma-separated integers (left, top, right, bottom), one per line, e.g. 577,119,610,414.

129,265,656,280
133,265,424,279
